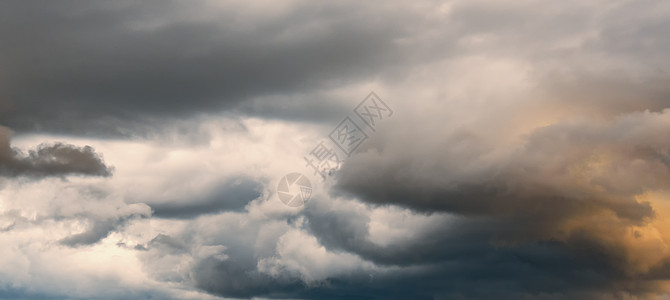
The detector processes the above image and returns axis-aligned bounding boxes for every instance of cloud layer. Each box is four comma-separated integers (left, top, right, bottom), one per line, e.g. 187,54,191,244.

2,0,670,300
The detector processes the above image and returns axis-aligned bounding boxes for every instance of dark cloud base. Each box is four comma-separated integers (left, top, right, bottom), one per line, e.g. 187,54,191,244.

0,1,402,136
0,126,112,178
149,177,263,219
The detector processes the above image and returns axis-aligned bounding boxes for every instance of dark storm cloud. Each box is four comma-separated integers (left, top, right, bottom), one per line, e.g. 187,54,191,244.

0,126,111,177
193,256,305,299
191,209,651,300
141,1,670,297
336,109,670,220
295,200,599,299
319,110,670,298
302,199,497,266
1,0,669,137
0,1,406,135
186,195,667,299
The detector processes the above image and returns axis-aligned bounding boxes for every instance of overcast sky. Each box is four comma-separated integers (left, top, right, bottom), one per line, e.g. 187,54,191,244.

2,1,670,299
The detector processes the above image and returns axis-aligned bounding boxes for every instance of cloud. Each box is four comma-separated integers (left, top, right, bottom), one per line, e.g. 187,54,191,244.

149,177,263,219
3,0,670,299
0,126,112,178
59,215,144,247
0,0,408,135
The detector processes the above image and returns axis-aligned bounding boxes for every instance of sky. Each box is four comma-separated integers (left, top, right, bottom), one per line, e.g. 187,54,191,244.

2,0,670,299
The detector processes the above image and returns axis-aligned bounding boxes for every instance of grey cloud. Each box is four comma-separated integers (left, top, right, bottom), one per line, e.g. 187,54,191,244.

0,126,112,178
147,177,263,219
59,219,118,247
0,1,408,136
191,213,649,300
147,234,189,254
336,109,670,219
254,198,662,300
2,0,670,138
193,256,304,299
533,71,670,119
303,199,496,266
138,212,289,291
59,214,146,247
326,110,670,298
137,190,669,300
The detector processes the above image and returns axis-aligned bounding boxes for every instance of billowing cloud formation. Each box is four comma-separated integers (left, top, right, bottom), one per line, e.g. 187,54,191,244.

0,126,112,177
2,0,670,300
338,109,670,223
0,0,397,135
324,110,670,298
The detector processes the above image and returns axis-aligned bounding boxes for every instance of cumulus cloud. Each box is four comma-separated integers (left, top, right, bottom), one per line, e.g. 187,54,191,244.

0,126,112,178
